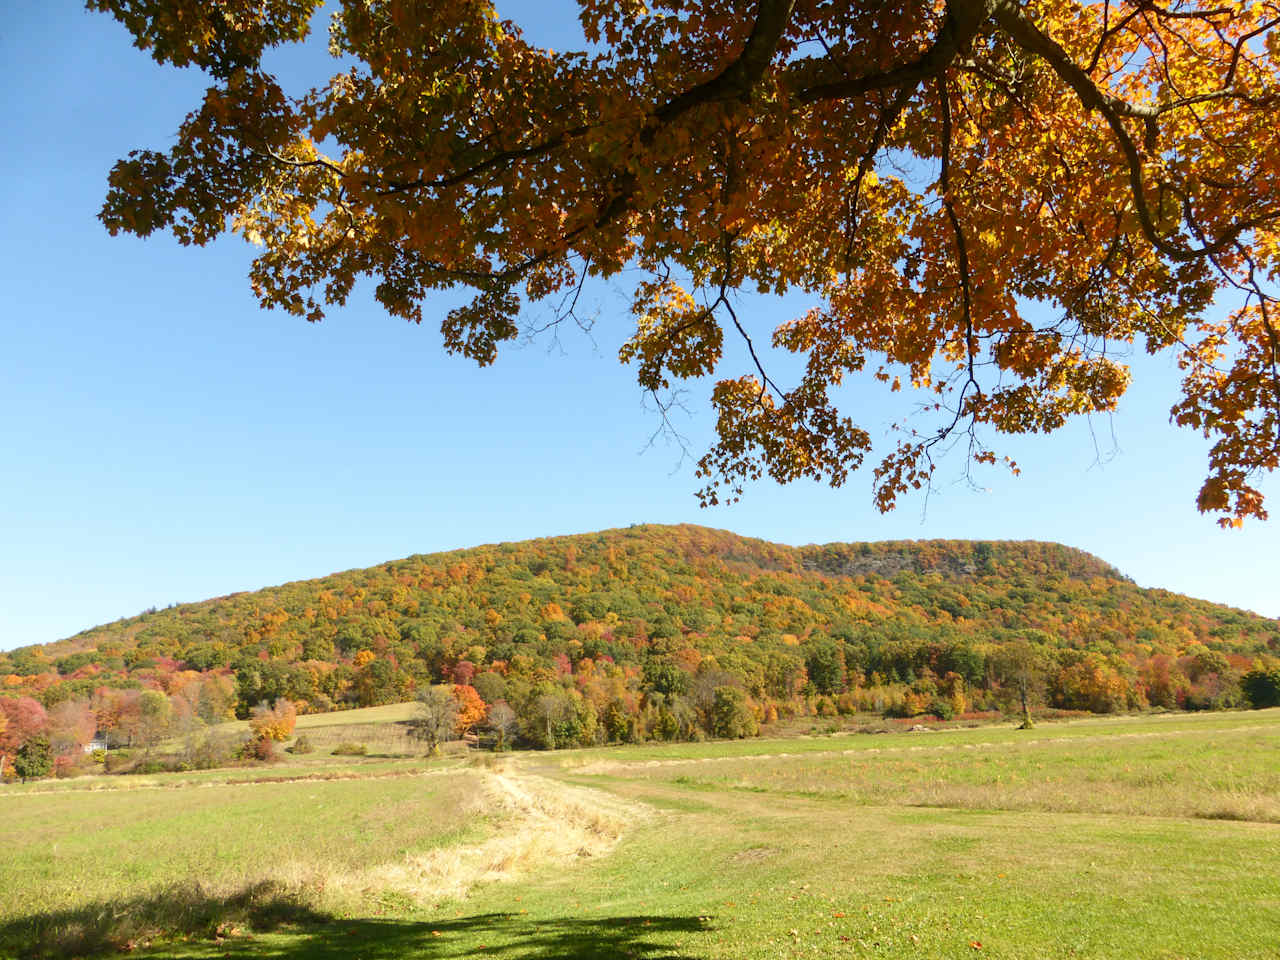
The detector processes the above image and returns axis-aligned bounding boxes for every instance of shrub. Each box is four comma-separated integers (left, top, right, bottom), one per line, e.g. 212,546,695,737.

244,737,284,762
331,742,367,756
883,701,913,719
286,735,313,754
249,699,297,742
189,732,238,769
711,687,758,739
928,699,956,721
1242,669,1280,709
104,750,135,774
14,737,54,780
654,706,679,742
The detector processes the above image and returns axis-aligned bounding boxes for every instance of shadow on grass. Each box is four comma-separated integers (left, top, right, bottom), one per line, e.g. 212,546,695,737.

0,885,713,959
207,913,712,959
0,879,329,958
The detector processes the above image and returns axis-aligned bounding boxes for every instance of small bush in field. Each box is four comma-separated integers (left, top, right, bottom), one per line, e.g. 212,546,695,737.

711,687,758,739
929,699,956,721
53,754,81,779
250,699,298,742
13,736,54,781
331,742,367,756
104,751,135,774
286,735,313,754
190,732,238,769
235,736,282,762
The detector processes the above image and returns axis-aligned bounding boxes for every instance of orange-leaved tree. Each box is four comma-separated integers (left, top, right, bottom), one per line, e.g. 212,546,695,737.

91,0,1280,523
249,698,298,742
452,684,487,736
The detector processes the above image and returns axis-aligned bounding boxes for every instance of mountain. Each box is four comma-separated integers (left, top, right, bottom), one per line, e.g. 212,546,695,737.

3,525,1277,725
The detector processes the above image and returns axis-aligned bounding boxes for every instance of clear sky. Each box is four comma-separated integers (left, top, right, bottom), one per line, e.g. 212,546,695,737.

1,3,1275,653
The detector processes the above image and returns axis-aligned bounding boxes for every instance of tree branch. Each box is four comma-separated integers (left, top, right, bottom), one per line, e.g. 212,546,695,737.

993,2,1278,264
655,0,798,120
790,0,1000,104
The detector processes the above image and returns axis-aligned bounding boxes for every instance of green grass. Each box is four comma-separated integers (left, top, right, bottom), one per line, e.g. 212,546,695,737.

585,715,1280,821
3,709,1278,959
554,708,1280,766
439,802,1275,960
0,768,486,956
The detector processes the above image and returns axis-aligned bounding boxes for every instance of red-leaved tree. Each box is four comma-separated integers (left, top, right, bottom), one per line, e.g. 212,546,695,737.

0,697,48,777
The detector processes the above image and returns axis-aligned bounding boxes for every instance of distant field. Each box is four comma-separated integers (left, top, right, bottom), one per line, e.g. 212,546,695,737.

566,711,1280,822
208,700,423,756
2,709,1277,959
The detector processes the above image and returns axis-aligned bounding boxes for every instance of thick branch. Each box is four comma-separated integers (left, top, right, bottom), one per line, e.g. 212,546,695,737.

656,0,798,120
790,0,1000,104
376,0,795,204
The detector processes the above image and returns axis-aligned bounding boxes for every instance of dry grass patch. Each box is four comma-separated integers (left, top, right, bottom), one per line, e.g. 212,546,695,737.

339,768,649,907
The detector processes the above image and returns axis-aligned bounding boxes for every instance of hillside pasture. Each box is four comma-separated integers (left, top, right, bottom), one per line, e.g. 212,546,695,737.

209,701,424,757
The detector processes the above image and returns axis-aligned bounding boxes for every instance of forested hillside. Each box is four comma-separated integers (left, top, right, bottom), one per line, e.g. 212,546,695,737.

3,526,1279,772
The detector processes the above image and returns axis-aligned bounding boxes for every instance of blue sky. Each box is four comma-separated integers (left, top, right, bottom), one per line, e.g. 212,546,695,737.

1,3,1275,652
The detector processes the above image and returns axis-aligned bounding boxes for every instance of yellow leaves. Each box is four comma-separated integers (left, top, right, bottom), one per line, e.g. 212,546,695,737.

872,442,932,514
90,0,320,75
249,698,297,742
842,167,878,188
697,373,871,507
91,0,1280,525
541,602,569,622
621,279,724,390
441,290,521,365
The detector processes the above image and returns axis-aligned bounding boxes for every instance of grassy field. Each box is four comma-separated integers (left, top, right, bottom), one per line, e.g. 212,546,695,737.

564,712,1280,822
204,701,424,757
2,709,1278,959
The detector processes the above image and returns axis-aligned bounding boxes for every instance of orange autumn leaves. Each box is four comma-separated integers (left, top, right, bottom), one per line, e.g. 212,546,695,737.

249,698,297,742
91,0,1280,523
452,683,486,735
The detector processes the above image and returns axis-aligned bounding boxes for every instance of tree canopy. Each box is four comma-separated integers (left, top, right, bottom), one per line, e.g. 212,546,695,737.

91,0,1280,522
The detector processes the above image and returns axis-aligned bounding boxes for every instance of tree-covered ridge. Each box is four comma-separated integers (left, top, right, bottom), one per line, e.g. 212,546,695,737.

2,525,1278,774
